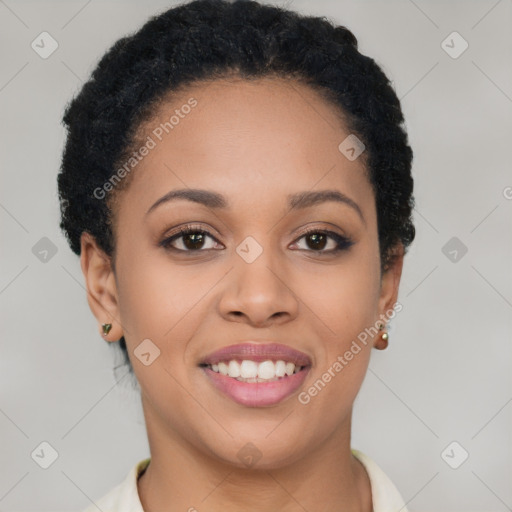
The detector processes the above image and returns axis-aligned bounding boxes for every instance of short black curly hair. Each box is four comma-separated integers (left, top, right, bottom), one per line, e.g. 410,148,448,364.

58,0,415,373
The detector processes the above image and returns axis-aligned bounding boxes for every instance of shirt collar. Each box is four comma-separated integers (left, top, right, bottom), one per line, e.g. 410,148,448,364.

87,450,408,512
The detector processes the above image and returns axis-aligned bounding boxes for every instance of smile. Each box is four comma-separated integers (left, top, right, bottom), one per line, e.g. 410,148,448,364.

201,363,310,407
198,342,313,407
203,359,306,382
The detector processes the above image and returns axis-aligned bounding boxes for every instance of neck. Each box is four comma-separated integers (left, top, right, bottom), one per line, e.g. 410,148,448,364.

137,398,372,512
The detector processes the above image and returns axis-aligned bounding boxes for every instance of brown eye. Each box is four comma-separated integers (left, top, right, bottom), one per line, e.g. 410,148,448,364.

293,230,353,253
304,232,328,251
180,232,207,250
160,228,220,252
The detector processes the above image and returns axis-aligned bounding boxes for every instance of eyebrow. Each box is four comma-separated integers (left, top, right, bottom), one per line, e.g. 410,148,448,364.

146,188,365,224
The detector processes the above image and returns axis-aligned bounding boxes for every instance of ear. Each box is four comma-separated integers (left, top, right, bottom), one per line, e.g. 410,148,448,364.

80,232,124,342
375,243,405,339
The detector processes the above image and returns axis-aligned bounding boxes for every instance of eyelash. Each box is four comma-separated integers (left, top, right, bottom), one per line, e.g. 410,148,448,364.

159,224,354,255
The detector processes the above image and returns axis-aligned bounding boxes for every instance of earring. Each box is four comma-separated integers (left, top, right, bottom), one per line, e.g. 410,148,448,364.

102,323,113,336
377,322,389,350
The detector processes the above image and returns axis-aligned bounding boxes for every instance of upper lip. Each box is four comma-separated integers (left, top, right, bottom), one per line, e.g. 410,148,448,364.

201,342,312,367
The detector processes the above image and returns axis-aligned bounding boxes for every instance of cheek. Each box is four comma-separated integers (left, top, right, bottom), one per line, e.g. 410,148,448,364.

298,242,380,400
307,252,380,338
114,250,173,344
116,245,184,319
296,263,378,424
113,254,200,403
114,248,216,365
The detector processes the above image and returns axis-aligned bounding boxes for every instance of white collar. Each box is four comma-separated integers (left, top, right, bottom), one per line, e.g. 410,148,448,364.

82,449,408,512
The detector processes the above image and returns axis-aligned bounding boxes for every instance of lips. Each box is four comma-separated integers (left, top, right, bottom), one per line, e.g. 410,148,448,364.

200,342,312,367
199,342,313,407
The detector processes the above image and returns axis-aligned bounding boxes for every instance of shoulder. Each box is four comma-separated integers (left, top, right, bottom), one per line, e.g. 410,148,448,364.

351,448,409,512
80,458,150,512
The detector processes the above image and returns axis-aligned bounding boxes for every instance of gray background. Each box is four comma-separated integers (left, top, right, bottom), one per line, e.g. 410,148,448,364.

1,0,511,510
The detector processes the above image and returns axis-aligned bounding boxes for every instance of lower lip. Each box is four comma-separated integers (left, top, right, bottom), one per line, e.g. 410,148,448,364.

201,366,310,407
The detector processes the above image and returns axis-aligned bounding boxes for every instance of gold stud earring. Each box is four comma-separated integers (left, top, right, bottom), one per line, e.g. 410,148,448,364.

377,322,389,349
102,323,113,336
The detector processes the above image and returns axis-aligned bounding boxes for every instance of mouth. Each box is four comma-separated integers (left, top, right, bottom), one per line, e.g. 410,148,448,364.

199,360,309,382
199,343,312,407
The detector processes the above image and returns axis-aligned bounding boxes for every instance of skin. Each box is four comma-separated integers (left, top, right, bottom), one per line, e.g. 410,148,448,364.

80,76,404,512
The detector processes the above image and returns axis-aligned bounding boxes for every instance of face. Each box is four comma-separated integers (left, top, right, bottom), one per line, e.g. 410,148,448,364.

81,77,403,468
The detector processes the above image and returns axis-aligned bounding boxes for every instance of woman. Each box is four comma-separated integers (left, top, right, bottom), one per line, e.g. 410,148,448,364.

58,0,415,510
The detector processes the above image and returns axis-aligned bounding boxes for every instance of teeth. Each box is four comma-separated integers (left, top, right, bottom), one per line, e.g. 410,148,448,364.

228,360,241,378
258,360,275,379
207,359,304,381
275,360,286,377
240,360,258,378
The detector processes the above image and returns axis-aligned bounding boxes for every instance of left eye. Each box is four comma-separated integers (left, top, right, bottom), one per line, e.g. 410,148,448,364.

292,230,353,253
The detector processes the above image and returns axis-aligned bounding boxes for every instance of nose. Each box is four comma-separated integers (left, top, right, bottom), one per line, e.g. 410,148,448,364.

217,248,299,327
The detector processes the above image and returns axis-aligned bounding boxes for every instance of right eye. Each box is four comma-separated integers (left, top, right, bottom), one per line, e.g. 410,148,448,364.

159,226,223,252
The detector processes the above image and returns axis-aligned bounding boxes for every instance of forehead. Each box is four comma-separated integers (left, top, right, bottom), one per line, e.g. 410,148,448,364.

114,77,374,220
